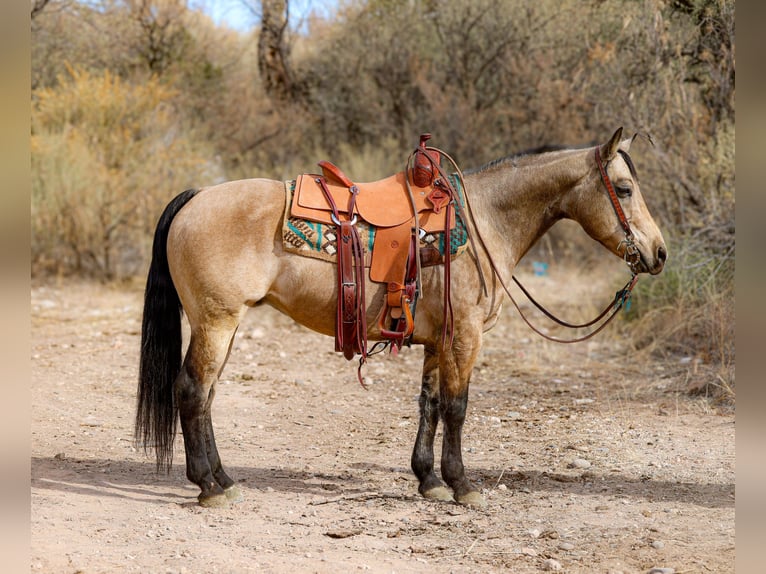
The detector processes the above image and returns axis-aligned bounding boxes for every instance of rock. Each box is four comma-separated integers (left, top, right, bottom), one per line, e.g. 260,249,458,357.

325,528,362,539
651,540,665,549
558,542,575,551
647,568,675,574
568,458,592,469
542,558,563,571
521,546,538,556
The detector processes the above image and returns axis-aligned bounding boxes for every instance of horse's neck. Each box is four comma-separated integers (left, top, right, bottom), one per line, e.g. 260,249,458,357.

465,150,587,268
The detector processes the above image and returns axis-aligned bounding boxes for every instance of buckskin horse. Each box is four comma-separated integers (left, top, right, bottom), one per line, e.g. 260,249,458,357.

135,127,667,508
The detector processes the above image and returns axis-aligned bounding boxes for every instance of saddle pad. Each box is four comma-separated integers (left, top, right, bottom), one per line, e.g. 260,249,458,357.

291,171,454,232
282,179,468,265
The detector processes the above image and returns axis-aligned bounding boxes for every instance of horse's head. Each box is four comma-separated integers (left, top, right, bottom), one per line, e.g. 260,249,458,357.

567,127,667,275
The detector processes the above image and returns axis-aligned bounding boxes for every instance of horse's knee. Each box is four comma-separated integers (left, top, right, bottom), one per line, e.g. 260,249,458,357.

440,385,469,424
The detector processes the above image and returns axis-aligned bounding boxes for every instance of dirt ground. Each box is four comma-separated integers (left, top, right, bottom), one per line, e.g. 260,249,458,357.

30,269,734,574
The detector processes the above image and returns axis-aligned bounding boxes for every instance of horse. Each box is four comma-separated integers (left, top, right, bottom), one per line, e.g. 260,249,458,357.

135,127,667,508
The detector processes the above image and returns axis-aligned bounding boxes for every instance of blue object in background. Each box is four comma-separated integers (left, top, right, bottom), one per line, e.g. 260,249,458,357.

532,261,549,276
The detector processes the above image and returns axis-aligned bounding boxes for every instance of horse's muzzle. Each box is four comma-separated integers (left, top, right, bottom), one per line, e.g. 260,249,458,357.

644,244,667,275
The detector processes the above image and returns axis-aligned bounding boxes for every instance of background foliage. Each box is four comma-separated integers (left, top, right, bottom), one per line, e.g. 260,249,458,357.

31,0,735,392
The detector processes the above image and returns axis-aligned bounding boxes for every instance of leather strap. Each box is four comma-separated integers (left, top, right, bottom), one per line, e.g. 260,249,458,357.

595,147,632,238
378,231,418,350
318,160,355,188
440,199,454,350
316,176,367,365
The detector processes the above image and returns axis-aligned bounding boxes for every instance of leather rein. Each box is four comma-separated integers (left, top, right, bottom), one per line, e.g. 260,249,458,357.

464,146,642,344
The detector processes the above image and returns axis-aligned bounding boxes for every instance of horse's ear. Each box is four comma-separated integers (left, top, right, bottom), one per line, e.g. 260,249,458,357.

600,127,623,161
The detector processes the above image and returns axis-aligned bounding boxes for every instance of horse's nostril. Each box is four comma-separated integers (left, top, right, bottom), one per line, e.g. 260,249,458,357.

657,245,667,263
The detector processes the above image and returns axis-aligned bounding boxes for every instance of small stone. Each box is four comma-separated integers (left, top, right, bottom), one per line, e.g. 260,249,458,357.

651,540,665,549
497,483,508,491
542,558,563,571
647,568,675,574
507,411,523,421
568,458,592,469
521,546,538,556
558,542,575,551
325,529,362,539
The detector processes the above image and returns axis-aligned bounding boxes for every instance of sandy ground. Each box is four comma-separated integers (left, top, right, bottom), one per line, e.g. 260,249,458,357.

30,270,734,573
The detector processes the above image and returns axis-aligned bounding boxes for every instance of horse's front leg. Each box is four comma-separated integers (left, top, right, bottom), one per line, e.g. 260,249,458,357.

411,346,454,502
439,334,486,508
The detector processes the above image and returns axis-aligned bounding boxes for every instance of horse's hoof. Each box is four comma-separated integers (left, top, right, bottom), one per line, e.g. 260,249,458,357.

422,486,455,503
456,491,487,509
223,484,243,503
198,492,229,508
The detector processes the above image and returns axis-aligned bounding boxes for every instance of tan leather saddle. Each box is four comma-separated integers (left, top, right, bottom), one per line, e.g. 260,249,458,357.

288,134,467,376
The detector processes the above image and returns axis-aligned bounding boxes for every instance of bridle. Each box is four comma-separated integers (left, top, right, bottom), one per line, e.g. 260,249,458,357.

465,146,642,344
595,146,642,275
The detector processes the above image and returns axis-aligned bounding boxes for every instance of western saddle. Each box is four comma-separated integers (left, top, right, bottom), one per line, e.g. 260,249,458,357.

289,134,477,380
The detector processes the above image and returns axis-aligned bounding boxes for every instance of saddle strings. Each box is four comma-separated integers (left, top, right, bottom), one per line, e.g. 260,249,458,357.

421,147,489,298
403,152,424,300
413,146,491,350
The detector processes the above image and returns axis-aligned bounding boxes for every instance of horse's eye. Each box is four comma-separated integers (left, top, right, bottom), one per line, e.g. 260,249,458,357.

615,185,632,198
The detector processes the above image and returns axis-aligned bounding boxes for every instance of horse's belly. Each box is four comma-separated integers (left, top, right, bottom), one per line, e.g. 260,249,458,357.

264,256,392,340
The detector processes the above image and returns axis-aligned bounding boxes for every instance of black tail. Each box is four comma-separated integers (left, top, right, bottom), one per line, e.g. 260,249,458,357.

134,189,199,472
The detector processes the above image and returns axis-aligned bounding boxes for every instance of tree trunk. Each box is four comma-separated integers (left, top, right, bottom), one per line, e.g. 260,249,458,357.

258,0,292,103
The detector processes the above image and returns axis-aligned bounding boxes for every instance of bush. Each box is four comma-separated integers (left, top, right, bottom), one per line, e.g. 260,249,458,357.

31,65,220,279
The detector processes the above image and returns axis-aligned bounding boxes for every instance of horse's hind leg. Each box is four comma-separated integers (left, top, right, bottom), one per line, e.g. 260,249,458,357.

202,386,242,502
175,314,241,507
411,346,454,502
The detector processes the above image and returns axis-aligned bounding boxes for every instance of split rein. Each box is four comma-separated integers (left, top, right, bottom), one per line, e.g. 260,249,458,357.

367,143,641,372
473,146,641,344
